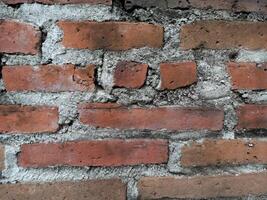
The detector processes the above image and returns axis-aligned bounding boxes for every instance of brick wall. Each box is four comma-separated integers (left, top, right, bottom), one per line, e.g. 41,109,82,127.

0,0,267,199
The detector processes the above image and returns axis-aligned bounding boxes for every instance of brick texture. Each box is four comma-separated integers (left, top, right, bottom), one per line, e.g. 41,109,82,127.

79,103,224,131
58,21,164,50
114,61,148,89
0,145,5,171
2,65,95,92
0,105,58,134
181,139,267,167
180,21,267,50
124,0,267,14
18,139,168,167
0,20,40,54
228,62,267,90
138,173,267,199
2,2,267,199
188,0,267,13
0,179,126,200
237,104,267,130
160,61,197,90
2,0,111,4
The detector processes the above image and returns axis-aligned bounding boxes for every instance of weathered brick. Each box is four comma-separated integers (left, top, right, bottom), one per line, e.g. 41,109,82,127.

114,61,148,89
80,102,122,109
18,139,168,167
0,105,58,134
237,104,267,130
58,21,164,51
181,139,267,167
0,179,125,200
124,0,267,14
2,65,95,92
160,61,197,90
0,20,40,54
79,103,224,131
138,173,267,199
228,62,267,90
2,0,111,4
0,145,5,171
188,0,267,13
180,21,267,50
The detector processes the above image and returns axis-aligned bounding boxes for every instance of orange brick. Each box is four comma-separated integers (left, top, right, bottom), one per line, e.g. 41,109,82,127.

0,179,125,200
160,61,197,90
228,62,267,90
138,173,267,199
181,139,267,167
58,21,164,50
0,105,58,134
180,21,267,50
79,103,224,131
3,65,95,92
237,104,267,130
18,139,168,167
0,20,40,54
114,61,148,89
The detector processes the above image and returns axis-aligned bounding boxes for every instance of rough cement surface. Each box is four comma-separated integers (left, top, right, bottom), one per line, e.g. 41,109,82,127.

0,2,267,199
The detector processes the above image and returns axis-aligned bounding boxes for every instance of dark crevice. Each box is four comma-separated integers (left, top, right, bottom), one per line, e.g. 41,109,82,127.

0,53,7,79
234,11,250,19
43,58,53,65
233,91,250,104
65,119,75,127
236,129,267,138
0,66,2,80
229,51,239,61
39,26,48,56
94,53,105,90
0,54,7,93
6,3,22,9
112,0,124,12
172,6,191,11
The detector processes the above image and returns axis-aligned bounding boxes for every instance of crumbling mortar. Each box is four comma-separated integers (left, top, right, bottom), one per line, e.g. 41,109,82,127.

0,3,267,199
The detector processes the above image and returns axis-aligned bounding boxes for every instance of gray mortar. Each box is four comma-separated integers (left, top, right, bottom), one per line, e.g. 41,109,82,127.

168,141,186,173
0,2,267,199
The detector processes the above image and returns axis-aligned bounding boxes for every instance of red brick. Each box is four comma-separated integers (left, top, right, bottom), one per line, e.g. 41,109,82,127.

58,21,163,51
79,103,224,131
180,21,267,50
0,145,5,171
2,0,111,4
0,105,58,134
237,104,267,130
228,62,267,90
0,20,40,54
160,61,197,90
114,61,148,89
2,65,95,92
0,179,125,200
18,139,168,167
181,139,267,167
138,173,267,199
